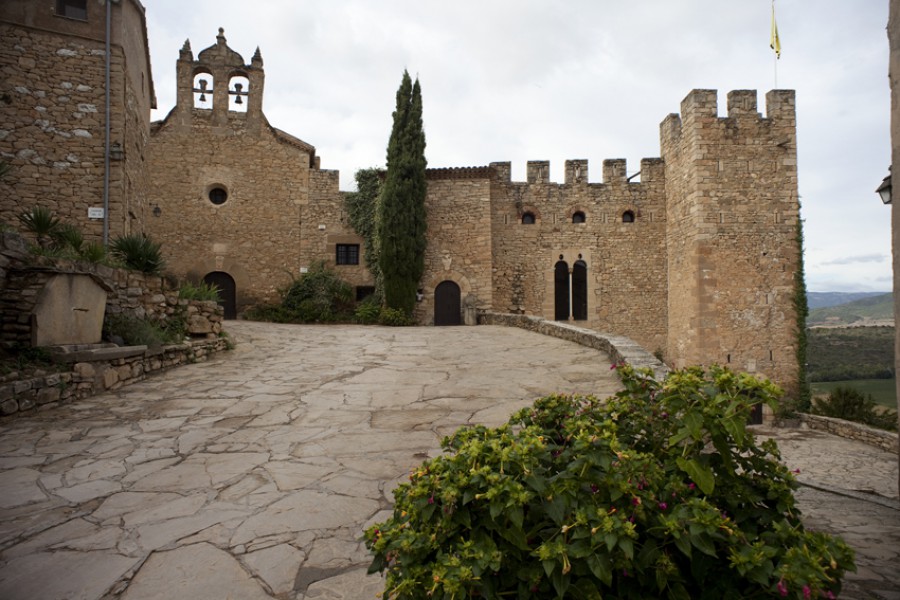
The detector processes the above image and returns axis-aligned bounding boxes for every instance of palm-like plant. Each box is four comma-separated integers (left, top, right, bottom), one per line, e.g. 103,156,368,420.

110,233,165,274
18,206,60,249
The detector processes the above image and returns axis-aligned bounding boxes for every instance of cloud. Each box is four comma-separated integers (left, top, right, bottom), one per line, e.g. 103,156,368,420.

821,254,888,266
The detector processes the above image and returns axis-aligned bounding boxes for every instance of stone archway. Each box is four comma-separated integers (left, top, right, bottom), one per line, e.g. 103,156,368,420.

434,280,461,326
203,272,237,319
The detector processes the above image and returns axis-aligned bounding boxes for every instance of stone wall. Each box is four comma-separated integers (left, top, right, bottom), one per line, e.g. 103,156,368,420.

486,158,668,354
0,231,223,346
661,89,800,396
0,336,230,418
479,311,668,380
800,413,899,454
0,0,154,241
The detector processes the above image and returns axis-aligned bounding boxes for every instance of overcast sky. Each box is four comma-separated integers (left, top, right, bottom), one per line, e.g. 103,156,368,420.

145,0,892,293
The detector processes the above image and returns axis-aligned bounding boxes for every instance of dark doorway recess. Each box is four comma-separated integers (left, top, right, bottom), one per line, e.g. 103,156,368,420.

554,261,569,321
203,271,237,319
572,260,588,321
434,280,461,326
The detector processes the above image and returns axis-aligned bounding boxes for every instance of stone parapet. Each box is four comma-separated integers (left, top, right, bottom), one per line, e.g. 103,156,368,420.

799,413,898,453
0,336,231,418
478,311,668,379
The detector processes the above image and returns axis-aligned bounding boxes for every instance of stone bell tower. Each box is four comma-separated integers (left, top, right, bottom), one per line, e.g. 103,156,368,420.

172,27,265,132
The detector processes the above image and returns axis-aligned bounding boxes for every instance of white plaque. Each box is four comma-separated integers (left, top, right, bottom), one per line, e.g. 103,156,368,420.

88,207,105,219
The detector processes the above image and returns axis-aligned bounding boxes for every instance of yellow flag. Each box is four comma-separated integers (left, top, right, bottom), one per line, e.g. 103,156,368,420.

770,2,781,59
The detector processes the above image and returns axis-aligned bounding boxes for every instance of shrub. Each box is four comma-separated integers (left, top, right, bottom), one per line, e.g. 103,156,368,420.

378,306,413,326
110,233,165,274
179,280,221,302
366,365,854,599
79,242,107,263
104,313,180,348
813,386,898,431
279,261,354,323
355,296,382,324
50,222,84,253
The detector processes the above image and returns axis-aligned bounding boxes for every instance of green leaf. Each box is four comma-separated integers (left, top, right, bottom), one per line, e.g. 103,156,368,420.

509,505,524,529
542,559,556,577
691,533,718,557
619,537,634,560
551,567,570,598
676,457,715,495
545,496,566,525
673,533,692,558
586,554,612,586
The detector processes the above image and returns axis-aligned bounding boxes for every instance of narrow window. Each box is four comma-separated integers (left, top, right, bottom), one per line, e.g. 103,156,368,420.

622,210,635,223
572,211,586,224
336,244,360,265
57,0,87,20
522,212,536,225
572,260,588,320
554,260,569,321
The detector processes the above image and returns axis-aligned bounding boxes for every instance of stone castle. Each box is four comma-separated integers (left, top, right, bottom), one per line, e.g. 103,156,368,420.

0,1,801,395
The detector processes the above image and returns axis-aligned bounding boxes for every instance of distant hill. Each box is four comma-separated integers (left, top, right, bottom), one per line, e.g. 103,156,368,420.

807,291,889,310
808,293,893,327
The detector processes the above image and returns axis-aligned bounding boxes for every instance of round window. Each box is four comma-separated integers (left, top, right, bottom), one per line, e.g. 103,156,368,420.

208,186,228,205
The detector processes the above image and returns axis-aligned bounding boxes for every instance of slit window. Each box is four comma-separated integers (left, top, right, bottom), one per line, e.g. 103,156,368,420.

336,244,360,265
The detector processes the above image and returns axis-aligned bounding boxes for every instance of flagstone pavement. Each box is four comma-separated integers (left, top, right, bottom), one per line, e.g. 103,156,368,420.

0,321,896,599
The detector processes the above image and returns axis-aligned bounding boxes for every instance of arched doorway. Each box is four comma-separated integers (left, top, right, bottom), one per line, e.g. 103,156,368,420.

572,260,588,321
434,280,461,326
554,261,569,321
203,272,236,319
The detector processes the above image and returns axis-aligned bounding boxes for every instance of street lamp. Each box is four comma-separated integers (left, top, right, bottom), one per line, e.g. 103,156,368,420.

877,167,892,204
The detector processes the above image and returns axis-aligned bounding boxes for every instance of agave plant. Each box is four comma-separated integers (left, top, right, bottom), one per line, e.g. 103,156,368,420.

51,222,84,253
18,206,60,249
79,242,107,263
110,233,165,275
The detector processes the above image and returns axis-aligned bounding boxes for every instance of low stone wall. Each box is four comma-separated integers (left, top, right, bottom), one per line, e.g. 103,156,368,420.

800,413,898,453
478,312,668,379
0,336,231,417
0,230,223,344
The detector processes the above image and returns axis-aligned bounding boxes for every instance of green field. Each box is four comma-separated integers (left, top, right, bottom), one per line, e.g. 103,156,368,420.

810,379,897,409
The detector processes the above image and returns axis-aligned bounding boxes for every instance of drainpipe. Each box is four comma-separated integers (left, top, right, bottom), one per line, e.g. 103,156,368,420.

102,0,111,247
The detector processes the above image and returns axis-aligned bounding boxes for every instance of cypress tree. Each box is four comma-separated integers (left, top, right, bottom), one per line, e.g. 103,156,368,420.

378,70,427,315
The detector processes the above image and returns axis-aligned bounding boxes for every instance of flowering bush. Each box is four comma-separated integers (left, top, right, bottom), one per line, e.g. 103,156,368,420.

365,365,854,599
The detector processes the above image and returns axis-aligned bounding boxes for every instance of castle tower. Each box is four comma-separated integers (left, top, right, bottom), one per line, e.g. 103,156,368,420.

661,89,800,397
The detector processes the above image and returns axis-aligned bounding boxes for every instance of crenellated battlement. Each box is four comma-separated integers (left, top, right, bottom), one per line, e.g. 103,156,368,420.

661,88,796,145
488,158,663,185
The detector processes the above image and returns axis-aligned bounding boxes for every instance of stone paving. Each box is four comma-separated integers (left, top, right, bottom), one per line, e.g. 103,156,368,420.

0,321,896,599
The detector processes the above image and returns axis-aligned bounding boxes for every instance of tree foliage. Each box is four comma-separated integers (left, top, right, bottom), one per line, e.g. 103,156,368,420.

377,70,427,315
345,167,384,301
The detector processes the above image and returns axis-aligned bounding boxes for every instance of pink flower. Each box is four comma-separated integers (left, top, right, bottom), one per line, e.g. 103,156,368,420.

777,580,788,597
802,585,811,599
687,483,696,490
631,497,641,506
792,468,801,474
427,495,435,505
658,502,668,510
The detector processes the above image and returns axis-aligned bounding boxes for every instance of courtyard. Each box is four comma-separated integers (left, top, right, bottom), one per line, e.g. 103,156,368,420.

0,322,896,599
